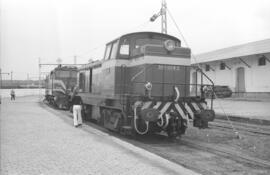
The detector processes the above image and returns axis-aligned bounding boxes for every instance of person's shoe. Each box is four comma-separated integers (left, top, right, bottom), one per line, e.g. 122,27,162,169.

74,125,79,127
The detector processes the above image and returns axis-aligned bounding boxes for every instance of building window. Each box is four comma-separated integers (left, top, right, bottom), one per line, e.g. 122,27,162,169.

258,56,266,66
220,62,225,70
205,64,210,72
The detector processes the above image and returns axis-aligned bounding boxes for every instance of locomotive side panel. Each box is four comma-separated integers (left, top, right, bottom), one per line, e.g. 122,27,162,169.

101,67,116,96
91,67,102,94
185,66,191,96
114,66,131,95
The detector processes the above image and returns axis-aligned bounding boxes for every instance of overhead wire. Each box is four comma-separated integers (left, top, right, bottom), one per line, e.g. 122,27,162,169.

167,7,241,139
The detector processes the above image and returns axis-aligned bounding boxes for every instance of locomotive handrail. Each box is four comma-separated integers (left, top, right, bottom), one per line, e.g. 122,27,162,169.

194,66,215,109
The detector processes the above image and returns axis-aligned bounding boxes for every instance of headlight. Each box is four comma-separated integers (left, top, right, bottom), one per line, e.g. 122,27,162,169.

145,82,152,91
164,40,176,51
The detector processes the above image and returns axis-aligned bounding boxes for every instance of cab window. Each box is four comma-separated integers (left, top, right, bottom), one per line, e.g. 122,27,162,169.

110,40,119,59
120,39,130,56
56,71,69,78
71,71,77,78
104,44,112,60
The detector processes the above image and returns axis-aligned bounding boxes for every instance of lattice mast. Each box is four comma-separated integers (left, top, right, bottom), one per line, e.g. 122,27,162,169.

150,0,167,34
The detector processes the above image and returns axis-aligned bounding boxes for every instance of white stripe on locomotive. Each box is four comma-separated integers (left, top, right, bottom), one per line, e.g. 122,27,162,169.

159,102,172,116
191,102,201,111
200,102,207,109
175,103,189,124
152,102,162,109
185,103,194,119
142,101,152,110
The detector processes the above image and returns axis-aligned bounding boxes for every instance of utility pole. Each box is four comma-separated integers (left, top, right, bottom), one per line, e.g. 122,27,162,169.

161,0,167,34
150,0,167,34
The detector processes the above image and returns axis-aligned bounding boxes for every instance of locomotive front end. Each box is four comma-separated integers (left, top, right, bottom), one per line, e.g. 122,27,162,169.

77,32,215,139
124,35,215,138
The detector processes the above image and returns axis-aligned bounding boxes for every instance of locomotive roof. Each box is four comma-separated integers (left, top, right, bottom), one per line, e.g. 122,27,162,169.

79,60,102,70
53,66,78,71
107,31,181,45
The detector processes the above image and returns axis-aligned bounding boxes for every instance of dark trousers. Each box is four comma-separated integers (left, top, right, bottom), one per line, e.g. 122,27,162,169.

11,95,15,100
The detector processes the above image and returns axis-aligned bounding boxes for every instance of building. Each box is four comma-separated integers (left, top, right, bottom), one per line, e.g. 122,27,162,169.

191,38,270,97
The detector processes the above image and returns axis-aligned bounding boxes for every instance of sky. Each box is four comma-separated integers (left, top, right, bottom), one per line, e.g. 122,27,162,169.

1,0,270,80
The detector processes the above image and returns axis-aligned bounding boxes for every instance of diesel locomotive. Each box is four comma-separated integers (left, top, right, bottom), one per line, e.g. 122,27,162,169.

77,32,215,138
45,65,78,109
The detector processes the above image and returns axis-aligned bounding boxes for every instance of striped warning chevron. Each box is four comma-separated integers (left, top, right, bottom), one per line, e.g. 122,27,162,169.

136,100,208,122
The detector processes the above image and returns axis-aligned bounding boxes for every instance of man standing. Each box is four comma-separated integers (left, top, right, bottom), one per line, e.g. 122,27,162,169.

10,89,15,100
71,90,83,127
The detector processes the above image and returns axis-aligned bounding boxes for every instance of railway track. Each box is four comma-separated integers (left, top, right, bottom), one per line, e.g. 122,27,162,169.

180,138,270,169
42,102,270,174
209,119,270,136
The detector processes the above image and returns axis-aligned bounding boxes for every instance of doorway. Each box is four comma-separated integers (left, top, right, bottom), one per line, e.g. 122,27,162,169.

191,71,197,95
235,67,245,92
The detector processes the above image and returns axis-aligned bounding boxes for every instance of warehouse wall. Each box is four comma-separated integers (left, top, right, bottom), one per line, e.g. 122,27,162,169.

191,52,270,93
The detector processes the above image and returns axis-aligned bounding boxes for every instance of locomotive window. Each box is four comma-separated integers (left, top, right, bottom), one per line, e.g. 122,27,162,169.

120,39,129,56
104,44,112,60
110,40,119,59
56,71,70,78
71,71,77,78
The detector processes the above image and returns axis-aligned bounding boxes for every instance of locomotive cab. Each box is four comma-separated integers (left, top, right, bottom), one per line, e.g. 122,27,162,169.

78,32,215,138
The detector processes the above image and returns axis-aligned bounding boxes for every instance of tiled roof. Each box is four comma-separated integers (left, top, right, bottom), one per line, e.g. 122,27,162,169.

193,38,270,63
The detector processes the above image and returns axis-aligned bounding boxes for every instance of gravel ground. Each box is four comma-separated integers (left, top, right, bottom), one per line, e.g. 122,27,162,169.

184,124,270,162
